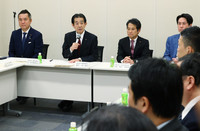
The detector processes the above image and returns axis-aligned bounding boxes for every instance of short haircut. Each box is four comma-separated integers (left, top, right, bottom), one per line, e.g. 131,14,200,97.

181,26,200,52
18,9,31,19
179,53,200,86
71,13,87,24
128,58,183,118
176,13,193,25
126,18,141,31
86,105,157,131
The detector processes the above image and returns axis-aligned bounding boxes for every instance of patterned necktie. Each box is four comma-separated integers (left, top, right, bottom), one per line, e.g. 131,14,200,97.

22,32,27,52
131,40,134,57
78,39,81,55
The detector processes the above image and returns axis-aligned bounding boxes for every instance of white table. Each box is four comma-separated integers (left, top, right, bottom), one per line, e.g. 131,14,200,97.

1,58,131,105
17,59,93,102
0,60,23,105
91,62,130,103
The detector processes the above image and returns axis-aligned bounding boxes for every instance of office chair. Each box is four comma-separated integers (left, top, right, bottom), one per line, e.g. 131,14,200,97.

34,44,49,106
97,46,104,62
149,49,153,57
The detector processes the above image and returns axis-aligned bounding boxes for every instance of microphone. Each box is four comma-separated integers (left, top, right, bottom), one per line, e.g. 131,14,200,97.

75,34,81,43
13,12,16,18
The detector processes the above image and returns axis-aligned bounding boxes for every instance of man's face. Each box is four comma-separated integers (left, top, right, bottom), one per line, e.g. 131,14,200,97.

18,13,32,32
127,23,140,40
177,17,191,33
72,17,87,34
177,36,188,58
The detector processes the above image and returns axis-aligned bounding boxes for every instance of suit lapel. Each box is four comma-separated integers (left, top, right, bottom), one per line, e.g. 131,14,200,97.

82,31,88,46
16,29,23,53
134,36,141,56
125,37,132,56
80,31,88,54
23,28,32,52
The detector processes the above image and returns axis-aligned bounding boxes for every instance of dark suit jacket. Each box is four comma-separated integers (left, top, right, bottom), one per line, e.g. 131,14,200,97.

181,106,200,131
62,31,98,62
117,36,150,63
9,27,43,58
160,118,188,131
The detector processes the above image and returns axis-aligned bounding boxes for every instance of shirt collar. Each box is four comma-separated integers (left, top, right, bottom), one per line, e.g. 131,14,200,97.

129,36,138,43
182,96,200,119
76,30,85,41
157,119,172,130
21,27,30,34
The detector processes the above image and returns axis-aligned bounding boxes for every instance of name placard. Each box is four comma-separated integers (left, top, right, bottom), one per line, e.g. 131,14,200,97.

75,62,89,68
114,63,131,69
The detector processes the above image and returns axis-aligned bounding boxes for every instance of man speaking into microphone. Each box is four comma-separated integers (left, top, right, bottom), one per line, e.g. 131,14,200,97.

60,13,98,111
62,13,98,63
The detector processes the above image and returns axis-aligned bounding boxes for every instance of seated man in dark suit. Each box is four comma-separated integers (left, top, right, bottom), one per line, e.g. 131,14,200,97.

117,18,150,64
178,53,200,131
62,13,98,63
128,58,188,131
60,13,98,111
8,9,43,104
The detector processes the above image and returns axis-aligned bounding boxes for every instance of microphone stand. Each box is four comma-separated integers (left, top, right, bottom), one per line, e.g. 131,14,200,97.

13,12,16,30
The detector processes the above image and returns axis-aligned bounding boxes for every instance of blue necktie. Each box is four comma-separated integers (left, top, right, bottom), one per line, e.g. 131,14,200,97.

22,32,27,52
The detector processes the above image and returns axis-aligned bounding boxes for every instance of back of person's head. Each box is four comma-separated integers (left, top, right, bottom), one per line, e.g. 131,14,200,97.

181,26,200,53
176,13,193,25
18,9,32,19
126,18,141,31
128,58,183,118
179,53,200,87
71,13,87,24
86,105,157,131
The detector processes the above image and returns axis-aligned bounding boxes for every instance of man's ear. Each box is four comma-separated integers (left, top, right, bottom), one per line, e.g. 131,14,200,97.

186,76,195,91
137,29,141,34
139,96,150,113
187,46,194,54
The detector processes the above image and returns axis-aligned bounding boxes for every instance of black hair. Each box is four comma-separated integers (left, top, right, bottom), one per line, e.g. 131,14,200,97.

18,9,31,19
71,13,87,24
128,58,183,118
180,26,200,52
176,13,193,25
86,105,157,131
179,53,200,86
126,18,141,31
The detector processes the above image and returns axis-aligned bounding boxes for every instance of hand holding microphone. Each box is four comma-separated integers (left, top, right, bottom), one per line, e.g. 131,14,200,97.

70,34,81,51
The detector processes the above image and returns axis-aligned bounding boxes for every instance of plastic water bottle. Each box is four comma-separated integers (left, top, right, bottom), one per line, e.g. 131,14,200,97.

121,88,128,106
69,122,77,131
110,56,115,67
38,52,42,63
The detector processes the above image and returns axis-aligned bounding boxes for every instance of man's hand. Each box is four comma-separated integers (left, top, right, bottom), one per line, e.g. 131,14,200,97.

172,58,178,64
70,42,80,51
69,58,81,63
123,56,134,64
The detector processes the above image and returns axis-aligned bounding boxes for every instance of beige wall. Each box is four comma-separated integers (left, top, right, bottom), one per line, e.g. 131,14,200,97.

1,0,200,61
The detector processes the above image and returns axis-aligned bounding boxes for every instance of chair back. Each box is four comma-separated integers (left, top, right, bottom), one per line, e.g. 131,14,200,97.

149,49,153,57
97,46,104,62
42,44,49,59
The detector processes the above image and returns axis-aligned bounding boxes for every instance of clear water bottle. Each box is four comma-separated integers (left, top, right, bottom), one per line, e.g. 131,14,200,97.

69,122,77,131
38,52,42,63
110,56,115,67
121,88,128,106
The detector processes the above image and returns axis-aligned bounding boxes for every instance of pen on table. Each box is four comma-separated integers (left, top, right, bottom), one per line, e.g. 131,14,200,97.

50,59,53,62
